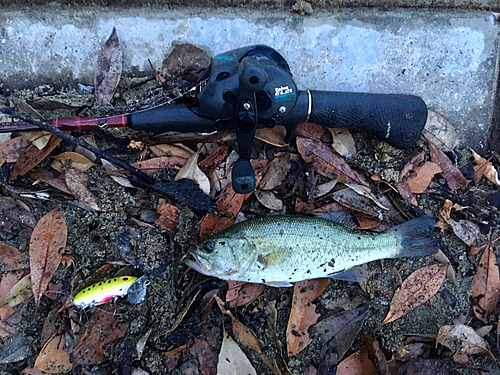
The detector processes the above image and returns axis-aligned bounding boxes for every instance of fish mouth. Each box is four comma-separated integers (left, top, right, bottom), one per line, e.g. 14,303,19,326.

184,250,212,274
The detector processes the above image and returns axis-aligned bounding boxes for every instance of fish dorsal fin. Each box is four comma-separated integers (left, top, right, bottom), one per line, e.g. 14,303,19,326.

319,210,359,229
265,280,293,288
328,266,368,283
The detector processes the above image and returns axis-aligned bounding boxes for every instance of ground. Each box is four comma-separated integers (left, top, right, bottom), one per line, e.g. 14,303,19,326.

0,53,499,375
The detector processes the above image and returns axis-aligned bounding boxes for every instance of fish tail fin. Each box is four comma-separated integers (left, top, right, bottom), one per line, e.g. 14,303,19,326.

387,214,439,257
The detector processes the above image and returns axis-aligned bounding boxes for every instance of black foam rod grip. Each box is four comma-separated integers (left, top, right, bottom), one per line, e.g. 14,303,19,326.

307,91,427,149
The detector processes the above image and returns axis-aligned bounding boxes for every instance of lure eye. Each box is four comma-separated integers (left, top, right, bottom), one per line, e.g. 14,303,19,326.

204,240,215,253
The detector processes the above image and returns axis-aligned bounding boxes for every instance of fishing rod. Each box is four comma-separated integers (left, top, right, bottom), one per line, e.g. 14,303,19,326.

1,44,428,194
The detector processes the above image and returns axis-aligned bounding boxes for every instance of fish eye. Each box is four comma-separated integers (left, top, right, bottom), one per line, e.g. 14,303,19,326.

204,240,215,253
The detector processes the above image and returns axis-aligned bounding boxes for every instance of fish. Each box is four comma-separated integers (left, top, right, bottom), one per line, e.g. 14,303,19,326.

185,213,438,287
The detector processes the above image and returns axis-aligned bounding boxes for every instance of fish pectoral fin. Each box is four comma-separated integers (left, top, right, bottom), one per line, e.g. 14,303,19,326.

328,266,368,283
257,250,286,269
265,280,294,288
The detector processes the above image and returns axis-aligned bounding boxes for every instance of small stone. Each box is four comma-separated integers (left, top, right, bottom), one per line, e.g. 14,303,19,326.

290,0,313,16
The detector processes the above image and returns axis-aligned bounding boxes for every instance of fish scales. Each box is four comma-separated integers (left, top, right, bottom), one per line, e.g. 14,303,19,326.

186,214,438,287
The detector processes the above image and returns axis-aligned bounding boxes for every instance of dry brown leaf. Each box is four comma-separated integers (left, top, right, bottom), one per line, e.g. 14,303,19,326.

0,136,30,163
0,273,32,308
73,307,128,366
198,143,228,175
31,168,72,195
259,152,291,190
337,346,376,375
295,122,333,143
329,128,356,160
29,210,67,307
345,182,389,211
154,201,180,233
149,143,192,159
0,243,23,270
422,111,458,153
395,180,418,206
428,141,468,191
331,188,382,219
363,334,390,375
400,151,425,180
255,126,287,147
10,135,62,181
65,168,101,211
215,296,282,375
471,238,500,323
287,279,330,357
406,162,443,193
175,150,210,195
379,263,448,327
94,27,122,107
22,131,52,150
255,190,284,211
447,218,482,247
296,136,362,185
194,336,218,375
217,331,257,375
0,271,27,308
33,331,72,373
226,281,265,308
131,156,186,176
471,149,500,186
310,202,345,216
438,199,466,222
51,152,95,173
436,324,492,356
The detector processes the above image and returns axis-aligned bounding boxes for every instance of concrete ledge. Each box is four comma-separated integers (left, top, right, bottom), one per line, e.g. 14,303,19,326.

0,7,499,151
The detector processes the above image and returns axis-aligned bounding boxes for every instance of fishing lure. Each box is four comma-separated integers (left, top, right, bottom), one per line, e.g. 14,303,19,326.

73,276,138,309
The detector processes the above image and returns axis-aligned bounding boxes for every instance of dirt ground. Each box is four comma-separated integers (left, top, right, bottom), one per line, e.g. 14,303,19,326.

0,43,499,375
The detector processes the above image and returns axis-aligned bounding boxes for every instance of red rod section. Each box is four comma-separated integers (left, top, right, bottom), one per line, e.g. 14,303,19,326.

52,114,129,131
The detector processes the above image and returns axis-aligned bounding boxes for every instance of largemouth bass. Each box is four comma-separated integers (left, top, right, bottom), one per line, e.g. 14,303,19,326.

186,213,438,287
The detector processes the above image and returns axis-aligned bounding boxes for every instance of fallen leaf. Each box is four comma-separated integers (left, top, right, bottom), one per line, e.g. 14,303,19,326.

310,202,345,216
198,143,228,175
73,307,128,366
422,111,458,153
154,201,180,233
29,210,67,307
0,243,23,270
259,152,291,190
344,182,389,211
447,218,482,247
255,189,284,211
314,179,339,199
400,151,425,180
406,162,442,193
51,152,95,173
395,180,418,206
329,128,356,160
32,331,72,373
226,281,265,308
295,122,333,143
22,131,52,150
363,335,390,375
337,346,376,375
94,27,122,107
149,143,193,159
194,337,218,375
101,159,134,188
471,237,500,323
0,273,32,308
313,305,368,361
65,168,101,211
31,168,72,195
255,126,288,147
10,135,62,181
215,296,282,375
175,150,210,195
296,136,362,185
287,279,330,357
0,136,30,163
471,149,500,186
217,331,257,375
428,141,468,191
438,199,466,222
379,263,448,327
436,324,492,356
431,250,457,288
131,156,186,176
331,188,382,219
